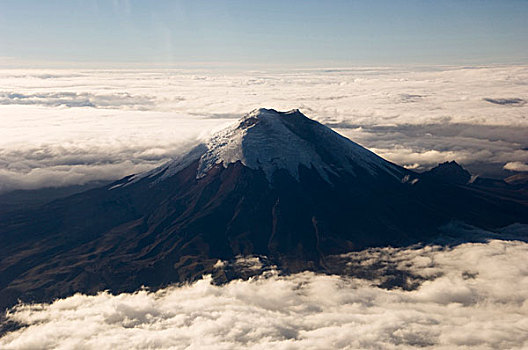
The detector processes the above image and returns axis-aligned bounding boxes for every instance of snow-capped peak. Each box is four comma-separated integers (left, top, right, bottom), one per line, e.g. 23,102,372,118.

197,108,404,181
198,108,328,180
132,108,405,185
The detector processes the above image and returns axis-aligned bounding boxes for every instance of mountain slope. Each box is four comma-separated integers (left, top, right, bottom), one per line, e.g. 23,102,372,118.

1,108,527,310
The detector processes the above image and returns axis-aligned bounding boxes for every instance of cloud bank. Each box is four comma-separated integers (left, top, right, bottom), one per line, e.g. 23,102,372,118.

1,65,527,192
1,239,527,350
0,105,225,192
0,91,156,109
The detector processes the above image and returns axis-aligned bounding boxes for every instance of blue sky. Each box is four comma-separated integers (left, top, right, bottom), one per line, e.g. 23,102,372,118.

1,0,527,67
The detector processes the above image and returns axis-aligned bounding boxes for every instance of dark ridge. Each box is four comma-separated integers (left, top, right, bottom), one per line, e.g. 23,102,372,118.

421,161,471,185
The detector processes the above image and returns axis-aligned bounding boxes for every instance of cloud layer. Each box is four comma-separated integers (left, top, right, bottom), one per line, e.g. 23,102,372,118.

1,239,527,349
1,65,527,192
0,91,156,109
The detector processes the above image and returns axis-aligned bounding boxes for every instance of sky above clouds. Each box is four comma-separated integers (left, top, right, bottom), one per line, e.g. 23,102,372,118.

0,0,527,66
1,65,527,192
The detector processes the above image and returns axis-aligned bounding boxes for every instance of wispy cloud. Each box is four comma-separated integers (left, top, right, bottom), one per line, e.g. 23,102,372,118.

483,97,526,106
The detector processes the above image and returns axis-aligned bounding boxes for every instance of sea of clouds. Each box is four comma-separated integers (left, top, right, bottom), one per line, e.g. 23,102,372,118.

1,65,528,192
1,239,527,349
2,66,528,349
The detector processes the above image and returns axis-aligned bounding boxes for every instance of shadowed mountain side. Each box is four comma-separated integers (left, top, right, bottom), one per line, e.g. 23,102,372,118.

421,161,471,185
421,161,528,206
0,181,111,213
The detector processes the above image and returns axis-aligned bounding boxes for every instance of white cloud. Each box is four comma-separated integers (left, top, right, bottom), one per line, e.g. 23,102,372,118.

0,91,156,109
504,161,528,172
1,65,528,192
1,239,527,349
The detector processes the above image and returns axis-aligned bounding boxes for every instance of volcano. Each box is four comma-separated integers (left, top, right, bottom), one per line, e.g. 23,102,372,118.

1,108,527,309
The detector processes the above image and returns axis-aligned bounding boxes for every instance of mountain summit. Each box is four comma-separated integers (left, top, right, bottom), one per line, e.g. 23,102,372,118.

131,108,405,185
1,109,527,309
